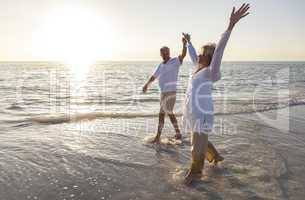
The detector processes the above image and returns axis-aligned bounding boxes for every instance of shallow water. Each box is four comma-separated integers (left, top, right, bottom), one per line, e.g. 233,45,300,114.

0,61,305,200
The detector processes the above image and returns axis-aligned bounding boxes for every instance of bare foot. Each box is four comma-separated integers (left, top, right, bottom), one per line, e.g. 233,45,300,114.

175,133,182,140
151,136,160,144
184,170,202,185
214,155,224,165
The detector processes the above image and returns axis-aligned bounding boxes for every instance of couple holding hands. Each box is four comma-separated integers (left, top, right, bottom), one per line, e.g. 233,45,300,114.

143,3,250,184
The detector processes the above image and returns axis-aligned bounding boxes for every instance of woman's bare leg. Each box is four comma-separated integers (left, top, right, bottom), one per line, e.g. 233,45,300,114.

184,132,208,185
207,141,224,163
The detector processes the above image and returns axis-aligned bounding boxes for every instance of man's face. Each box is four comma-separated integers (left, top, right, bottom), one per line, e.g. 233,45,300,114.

160,48,170,61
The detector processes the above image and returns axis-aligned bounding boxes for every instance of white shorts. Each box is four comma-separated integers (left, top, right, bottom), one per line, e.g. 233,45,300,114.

160,92,176,114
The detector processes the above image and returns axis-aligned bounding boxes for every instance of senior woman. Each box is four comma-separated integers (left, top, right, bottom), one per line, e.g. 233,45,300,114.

183,3,250,184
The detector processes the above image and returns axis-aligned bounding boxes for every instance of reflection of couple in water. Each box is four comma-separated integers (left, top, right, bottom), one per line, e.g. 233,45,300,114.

143,3,250,184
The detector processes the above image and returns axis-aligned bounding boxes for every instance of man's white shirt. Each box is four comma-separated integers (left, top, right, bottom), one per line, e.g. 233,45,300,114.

153,57,182,93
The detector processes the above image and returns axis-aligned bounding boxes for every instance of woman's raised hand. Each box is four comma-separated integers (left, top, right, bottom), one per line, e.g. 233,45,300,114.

182,33,191,43
228,3,250,30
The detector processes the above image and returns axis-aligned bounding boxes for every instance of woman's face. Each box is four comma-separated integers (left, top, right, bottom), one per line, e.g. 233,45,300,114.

198,45,215,66
198,54,211,66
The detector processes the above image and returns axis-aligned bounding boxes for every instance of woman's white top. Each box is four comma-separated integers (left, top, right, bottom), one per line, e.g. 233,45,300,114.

183,30,231,134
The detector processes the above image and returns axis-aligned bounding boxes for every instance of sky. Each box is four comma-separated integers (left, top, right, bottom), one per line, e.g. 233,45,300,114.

0,0,304,62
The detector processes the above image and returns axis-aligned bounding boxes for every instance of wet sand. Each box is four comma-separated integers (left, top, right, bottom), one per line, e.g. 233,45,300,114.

0,105,304,200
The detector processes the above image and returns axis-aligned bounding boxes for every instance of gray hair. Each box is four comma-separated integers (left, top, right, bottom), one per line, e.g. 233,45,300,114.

160,46,170,52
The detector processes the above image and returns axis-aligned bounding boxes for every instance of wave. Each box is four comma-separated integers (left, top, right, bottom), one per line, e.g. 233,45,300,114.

25,100,305,125
6,104,24,111
215,99,305,115
29,112,159,124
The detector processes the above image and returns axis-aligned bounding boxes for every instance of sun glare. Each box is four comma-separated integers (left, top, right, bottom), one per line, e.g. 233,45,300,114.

33,4,115,68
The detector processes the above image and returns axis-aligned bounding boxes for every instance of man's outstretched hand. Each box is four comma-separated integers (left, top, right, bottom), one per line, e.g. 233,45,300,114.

142,84,148,94
228,3,250,31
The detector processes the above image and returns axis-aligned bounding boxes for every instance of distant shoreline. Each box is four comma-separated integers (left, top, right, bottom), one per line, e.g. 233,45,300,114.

0,60,304,64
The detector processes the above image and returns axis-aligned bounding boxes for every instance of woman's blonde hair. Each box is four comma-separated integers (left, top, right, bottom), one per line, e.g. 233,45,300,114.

199,43,216,66
201,43,216,58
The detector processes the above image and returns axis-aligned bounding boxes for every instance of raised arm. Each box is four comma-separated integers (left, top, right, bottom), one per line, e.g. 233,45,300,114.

210,30,231,82
183,33,198,65
210,3,250,82
178,37,187,63
228,3,250,31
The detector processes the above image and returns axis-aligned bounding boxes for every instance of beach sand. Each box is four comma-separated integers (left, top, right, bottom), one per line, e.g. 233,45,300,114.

1,105,304,200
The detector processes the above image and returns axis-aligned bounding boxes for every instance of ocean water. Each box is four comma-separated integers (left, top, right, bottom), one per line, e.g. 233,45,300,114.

0,61,305,200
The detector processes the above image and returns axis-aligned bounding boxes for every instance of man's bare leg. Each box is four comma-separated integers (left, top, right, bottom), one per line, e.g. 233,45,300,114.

153,112,165,143
168,113,182,139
